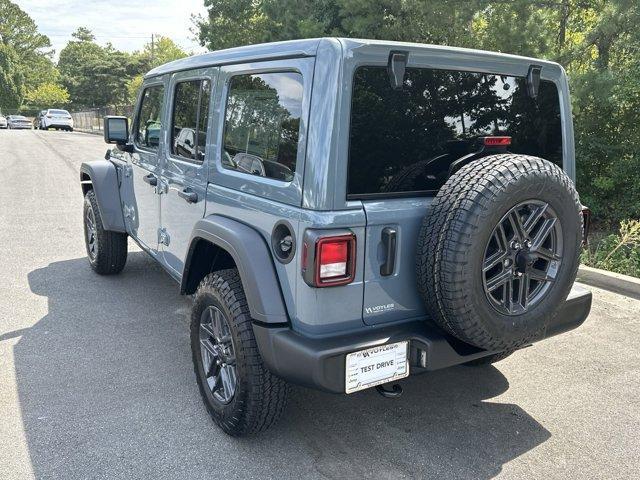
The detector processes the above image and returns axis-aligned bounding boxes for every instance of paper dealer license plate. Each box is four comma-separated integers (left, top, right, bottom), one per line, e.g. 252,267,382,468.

345,341,409,394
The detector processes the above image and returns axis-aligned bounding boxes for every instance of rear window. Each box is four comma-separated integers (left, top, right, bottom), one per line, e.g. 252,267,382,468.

49,109,69,115
348,66,563,198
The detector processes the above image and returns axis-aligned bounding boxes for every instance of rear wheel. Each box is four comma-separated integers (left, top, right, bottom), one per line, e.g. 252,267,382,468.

191,269,289,436
83,190,127,274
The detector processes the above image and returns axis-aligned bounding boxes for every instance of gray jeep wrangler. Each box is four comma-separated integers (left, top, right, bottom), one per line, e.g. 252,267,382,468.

80,38,592,436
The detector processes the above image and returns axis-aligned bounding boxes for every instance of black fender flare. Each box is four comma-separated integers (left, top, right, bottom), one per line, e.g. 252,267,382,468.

80,160,126,233
182,216,289,325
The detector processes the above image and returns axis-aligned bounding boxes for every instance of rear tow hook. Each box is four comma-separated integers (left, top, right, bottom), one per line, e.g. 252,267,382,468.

375,383,403,398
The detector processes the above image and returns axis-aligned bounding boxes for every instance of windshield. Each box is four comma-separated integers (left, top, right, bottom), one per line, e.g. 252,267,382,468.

347,66,563,198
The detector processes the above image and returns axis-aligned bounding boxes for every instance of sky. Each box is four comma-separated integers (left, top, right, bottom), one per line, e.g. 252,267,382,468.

16,0,208,59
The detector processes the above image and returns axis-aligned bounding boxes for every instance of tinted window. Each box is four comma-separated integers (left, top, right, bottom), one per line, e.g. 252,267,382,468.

222,72,302,182
348,67,563,197
49,109,69,115
171,79,211,163
135,85,165,150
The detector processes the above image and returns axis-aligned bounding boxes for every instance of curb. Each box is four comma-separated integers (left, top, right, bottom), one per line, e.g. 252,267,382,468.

577,265,640,300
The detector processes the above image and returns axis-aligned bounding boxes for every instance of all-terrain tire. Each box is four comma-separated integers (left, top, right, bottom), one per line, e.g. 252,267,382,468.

83,190,127,274
416,155,582,351
191,269,289,436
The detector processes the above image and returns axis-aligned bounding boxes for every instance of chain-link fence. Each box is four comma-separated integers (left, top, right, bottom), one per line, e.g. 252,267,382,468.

71,105,134,134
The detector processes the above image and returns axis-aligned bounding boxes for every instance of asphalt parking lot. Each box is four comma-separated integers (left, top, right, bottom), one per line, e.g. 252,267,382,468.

1,129,639,479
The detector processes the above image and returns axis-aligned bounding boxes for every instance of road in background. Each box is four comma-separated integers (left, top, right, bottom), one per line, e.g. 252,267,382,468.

1,130,639,479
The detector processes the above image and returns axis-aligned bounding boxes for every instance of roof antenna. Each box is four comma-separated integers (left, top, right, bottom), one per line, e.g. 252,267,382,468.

388,50,409,90
527,65,542,99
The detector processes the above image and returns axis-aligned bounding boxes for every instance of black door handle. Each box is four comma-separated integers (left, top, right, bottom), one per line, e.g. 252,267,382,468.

178,188,198,203
143,174,157,186
380,227,397,276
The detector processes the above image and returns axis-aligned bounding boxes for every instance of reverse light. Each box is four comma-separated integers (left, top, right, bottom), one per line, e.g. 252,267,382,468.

302,230,356,287
483,136,511,146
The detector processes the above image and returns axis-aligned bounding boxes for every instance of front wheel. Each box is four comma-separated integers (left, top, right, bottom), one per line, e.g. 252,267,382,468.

191,269,289,436
83,190,127,274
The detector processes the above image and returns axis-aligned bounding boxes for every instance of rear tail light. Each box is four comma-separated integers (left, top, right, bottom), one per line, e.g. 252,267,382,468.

483,136,511,146
302,231,356,287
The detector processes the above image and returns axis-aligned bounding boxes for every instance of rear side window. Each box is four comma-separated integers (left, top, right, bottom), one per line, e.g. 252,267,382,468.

135,84,165,150
171,79,211,163
348,67,563,198
222,72,303,182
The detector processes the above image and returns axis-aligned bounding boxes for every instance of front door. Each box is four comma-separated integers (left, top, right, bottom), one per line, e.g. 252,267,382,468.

159,68,216,276
121,82,166,252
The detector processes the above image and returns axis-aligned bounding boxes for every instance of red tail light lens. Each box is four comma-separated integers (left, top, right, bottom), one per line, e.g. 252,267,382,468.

483,136,511,146
319,239,349,278
302,232,356,287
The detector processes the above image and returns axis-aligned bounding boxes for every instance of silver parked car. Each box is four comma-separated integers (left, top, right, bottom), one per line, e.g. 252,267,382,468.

7,115,32,130
0,115,8,129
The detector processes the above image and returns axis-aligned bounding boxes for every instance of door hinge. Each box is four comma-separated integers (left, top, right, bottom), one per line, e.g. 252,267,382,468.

158,228,170,246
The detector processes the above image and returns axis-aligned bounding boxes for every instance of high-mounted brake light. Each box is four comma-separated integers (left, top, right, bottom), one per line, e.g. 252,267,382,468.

483,136,511,146
302,230,356,287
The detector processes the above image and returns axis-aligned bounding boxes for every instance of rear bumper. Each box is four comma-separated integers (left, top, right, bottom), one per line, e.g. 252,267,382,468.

9,124,32,129
254,284,592,393
45,120,73,128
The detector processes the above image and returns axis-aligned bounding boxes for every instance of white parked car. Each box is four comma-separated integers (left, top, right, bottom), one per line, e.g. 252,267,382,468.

0,115,7,129
40,109,74,131
7,115,32,129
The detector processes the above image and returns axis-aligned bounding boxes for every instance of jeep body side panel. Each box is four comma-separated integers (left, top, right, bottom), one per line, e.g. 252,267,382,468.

80,160,126,233
183,216,288,324
201,49,368,335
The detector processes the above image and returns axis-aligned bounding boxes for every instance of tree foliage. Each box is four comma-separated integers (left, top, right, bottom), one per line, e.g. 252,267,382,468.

0,43,24,112
25,82,70,109
195,0,640,227
0,0,57,91
58,30,188,108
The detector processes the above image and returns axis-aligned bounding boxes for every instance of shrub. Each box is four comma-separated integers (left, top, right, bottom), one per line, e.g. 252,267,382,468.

581,220,640,278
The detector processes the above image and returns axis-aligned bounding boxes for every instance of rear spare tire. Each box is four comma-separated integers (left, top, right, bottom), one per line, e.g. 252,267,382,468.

416,154,582,350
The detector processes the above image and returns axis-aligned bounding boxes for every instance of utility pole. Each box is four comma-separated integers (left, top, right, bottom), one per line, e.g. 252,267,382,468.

151,33,155,63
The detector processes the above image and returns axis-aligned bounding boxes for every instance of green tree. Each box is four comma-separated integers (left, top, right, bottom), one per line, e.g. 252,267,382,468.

0,0,56,90
25,82,70,109
0,42,24,112
58,28,140,108
135,35,188,70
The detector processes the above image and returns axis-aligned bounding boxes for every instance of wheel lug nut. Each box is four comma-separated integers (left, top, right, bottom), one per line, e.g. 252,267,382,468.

524,240,532,248
504,259,511,267
515,271,523,277
511,241,521,250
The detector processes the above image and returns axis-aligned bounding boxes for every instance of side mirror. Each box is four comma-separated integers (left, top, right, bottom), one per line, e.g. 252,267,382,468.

104,116,129,145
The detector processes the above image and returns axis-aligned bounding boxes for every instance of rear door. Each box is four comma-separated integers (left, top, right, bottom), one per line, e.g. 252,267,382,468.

348,64,565,326
158,68,216,276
